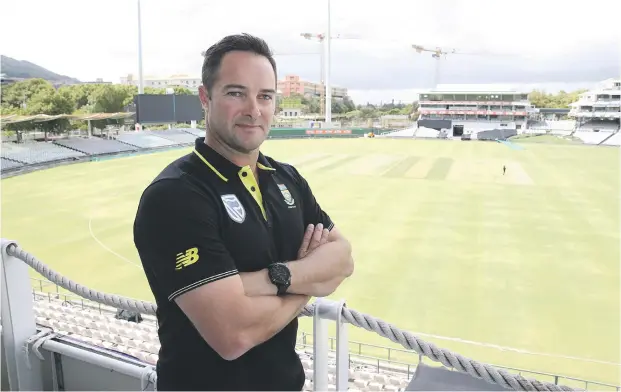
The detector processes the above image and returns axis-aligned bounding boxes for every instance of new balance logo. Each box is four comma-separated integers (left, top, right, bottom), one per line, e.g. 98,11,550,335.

175,247,199,270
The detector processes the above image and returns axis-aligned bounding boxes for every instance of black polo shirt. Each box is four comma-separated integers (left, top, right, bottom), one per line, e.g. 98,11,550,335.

133,137,333,391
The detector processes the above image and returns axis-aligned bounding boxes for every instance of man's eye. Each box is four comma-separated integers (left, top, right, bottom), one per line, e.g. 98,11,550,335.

261,95,273,100
227,91,243,97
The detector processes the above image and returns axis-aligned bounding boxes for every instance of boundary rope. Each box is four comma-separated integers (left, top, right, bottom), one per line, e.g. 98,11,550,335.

6,242,581,391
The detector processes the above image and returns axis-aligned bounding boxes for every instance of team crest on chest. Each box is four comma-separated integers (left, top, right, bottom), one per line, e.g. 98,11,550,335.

277,184,295,206
221,194,245,223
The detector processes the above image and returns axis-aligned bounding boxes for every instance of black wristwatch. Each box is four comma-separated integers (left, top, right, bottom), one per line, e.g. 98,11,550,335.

267,263,291,296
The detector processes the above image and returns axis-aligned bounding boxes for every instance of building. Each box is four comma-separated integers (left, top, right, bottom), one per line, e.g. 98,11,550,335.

78,78,112,85
416,85,536,136
569,78,620,131
277,75,348,100
120,74,201,93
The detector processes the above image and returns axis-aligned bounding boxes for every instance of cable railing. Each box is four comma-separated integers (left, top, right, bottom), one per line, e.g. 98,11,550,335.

4,240,619,391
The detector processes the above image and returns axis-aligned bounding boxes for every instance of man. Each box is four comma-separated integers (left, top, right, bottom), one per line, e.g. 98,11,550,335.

133,33,354,391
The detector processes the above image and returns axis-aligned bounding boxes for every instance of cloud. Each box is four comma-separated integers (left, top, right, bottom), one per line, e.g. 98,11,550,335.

1,0,619,103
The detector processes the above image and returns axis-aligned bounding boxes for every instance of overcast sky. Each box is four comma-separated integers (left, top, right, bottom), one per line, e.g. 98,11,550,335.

2,0,620,103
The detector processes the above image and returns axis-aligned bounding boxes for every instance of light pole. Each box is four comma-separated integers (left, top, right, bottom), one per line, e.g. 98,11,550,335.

137,0,144,94
325,0,332,126
300,0,335,127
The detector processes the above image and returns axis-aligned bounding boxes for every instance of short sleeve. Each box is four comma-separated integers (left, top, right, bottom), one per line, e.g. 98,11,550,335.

133,179,238,302
289,165,334,231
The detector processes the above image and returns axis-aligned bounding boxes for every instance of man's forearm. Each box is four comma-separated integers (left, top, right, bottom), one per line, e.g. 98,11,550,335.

286,241,353,295
239,241,353,298
238,293,310,352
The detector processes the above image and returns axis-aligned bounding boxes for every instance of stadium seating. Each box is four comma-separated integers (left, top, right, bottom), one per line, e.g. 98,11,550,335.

144,130,197,144
114,132,179,149
602,132,621,146
54,137,137,155
576,120,620,132
1,157,24,170
0,142,84,164
176,127,204,137
32,294,413,391
573,131,614,145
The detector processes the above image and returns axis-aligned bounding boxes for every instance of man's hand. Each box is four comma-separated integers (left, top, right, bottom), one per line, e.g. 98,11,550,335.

297,223,330,259
239,224,352,298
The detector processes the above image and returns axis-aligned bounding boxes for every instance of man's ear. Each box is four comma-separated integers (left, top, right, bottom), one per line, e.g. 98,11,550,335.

198,85,210,111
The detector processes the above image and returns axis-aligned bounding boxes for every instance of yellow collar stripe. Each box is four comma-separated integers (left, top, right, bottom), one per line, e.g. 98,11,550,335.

193,149,228,182
257,162,276,171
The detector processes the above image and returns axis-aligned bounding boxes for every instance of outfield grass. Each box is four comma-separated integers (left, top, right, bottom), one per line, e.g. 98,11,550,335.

1,138,619,386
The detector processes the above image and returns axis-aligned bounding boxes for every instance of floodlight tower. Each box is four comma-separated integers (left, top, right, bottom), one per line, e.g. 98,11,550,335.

299,0,336,125
137,0,144,94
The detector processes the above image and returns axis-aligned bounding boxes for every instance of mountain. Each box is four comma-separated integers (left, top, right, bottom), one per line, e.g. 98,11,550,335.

1,55,80,83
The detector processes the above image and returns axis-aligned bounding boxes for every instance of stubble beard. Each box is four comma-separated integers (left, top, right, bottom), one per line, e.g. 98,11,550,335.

207,116,258,155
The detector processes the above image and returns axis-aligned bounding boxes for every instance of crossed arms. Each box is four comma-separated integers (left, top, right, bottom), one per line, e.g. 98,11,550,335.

134,178,354,361
175,223,353,360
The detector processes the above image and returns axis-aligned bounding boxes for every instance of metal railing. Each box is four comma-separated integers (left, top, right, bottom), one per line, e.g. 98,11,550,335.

3,243,619,391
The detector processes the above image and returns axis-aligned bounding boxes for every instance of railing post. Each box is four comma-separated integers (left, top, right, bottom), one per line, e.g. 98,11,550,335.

313,298,348,391
1,239,44,390
313,299,329,392
335,299,349,391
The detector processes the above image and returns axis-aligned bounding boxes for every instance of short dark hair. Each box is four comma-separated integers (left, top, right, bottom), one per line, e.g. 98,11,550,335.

201,33,277,96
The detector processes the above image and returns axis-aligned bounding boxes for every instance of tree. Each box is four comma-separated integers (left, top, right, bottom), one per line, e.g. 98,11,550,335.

1,78,55,110
25,88,75,139
529,89,587,108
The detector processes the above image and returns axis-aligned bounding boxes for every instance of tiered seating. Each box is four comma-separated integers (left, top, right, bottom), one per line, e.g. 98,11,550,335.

177,127,204,137
1,142,84,164
33,296,412,391
573,131,614,145
602,132,621,146
145,130,197,144
576,120,620,132
34,300,160,365
54,138,136,155
114,132,178,148
1,158,24,171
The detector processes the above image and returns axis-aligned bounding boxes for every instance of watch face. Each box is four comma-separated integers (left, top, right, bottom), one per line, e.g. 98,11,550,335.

271,264,290,284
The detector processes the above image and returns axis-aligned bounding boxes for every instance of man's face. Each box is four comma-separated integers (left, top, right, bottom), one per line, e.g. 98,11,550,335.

199,51,276,154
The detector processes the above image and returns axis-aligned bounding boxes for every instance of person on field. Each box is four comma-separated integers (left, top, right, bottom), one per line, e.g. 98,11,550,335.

133,33,354,391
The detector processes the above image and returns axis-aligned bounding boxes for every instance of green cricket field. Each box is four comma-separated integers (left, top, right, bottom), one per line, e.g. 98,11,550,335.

1,138,619,387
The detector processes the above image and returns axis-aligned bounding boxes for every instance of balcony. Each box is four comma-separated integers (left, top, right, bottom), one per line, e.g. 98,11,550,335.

2,240,618,391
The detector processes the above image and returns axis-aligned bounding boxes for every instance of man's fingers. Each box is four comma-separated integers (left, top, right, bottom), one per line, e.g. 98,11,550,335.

309,223,324,249
298,224,315,258
320,228,330,244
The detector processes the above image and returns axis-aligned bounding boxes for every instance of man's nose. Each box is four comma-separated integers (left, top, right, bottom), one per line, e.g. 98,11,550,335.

244,97,261,119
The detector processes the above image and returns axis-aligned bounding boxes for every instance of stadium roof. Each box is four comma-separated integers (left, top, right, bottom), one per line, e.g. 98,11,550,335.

427,84,527,94
538,108,570,114
0,112,134,124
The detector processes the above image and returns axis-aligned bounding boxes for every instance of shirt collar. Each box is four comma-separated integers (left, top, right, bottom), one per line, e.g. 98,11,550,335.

192,137,275,182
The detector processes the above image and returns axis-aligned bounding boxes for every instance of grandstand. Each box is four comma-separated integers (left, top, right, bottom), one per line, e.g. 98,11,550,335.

0,128,204,177
1,141,84,164
416,85,537,138
113,131,179,149
569,78,620,134
54,138,137,155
